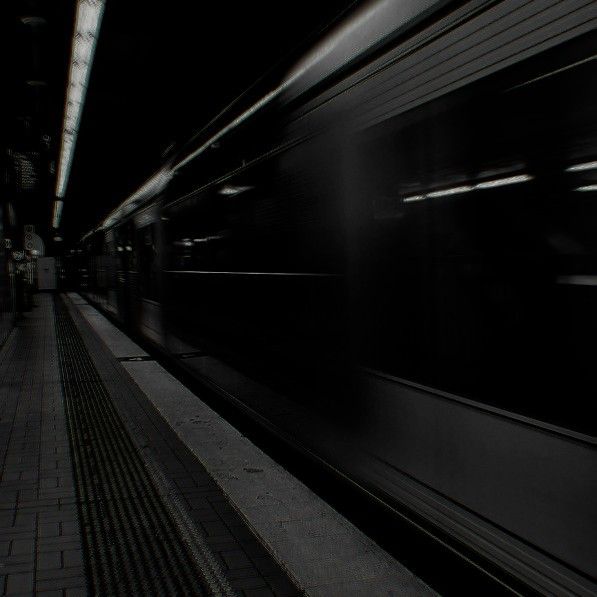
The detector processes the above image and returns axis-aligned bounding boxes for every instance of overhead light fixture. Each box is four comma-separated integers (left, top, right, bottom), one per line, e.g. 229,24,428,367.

55,0,106,200
566,161,597,172
575,185,597,192
426,185,473,198
402,174,533,204
474,174,533,188
52,200,64,229
218,185,253,196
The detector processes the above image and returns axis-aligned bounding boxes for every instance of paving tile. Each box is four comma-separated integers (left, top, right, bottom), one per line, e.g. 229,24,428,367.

60,519,80,534
63,549,84,568
0,298,85,593
264,574,300,597
38,534,81,547
0,294,299,597
38,522,60,538
252,555,284,576
221,549,253,570
238,539,270,559
36,550,62,570
36,566,84,581
201,520,230,537
244,588,276,597
13,512,38,528
17,489,38,502
36,574,86,591
5,571,34,594
205,535,239,549
189,507,220,523
0,526,34,539
10,539,35,556
38,509,78,523
225,568,264,581
0,562,36,575
0,511,16,526
230,576,269,590
174,476,197,489
40,477,59,489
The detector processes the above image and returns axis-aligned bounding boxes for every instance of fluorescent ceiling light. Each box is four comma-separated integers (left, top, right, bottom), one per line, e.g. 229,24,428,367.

52,200,64,229
474,174,533,188
218,185,253,196
427,185,473,198
566,161,597,172
402,174,532,204
575,185,597,192
55,0,106,199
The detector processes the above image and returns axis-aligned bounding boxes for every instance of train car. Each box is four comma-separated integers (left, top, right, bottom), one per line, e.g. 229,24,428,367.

81,1,597,594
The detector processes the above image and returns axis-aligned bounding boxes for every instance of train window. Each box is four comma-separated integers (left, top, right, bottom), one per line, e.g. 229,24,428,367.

164,138,345,275
139,224,159,301
356,32,597,434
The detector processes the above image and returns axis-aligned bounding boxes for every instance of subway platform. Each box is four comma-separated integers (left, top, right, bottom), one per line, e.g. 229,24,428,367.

0,293,433,596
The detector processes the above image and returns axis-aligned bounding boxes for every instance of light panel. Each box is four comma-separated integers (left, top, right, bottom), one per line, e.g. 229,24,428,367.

52,200,64,229
55,0,106,202
402,175,533,204
218,185,253,196
566,161,597,172
426,185,473,198
474,174,533,188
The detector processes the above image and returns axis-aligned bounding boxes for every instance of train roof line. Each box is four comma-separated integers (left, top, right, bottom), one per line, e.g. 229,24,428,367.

83,0,443,239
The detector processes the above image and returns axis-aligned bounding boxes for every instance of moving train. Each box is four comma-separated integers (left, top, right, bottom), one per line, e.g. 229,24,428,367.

77,0,597,594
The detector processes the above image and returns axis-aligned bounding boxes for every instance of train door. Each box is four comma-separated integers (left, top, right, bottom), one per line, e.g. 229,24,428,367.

134,206,165,346
112,223,133,325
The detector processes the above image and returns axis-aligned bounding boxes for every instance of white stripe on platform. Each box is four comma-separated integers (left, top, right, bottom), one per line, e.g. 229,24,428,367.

67,292,435,596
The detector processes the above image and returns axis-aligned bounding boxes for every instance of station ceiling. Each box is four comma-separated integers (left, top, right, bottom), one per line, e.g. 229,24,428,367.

4,0,357,243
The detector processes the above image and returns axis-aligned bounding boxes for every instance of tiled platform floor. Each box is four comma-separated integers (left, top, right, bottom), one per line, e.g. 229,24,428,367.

0,294,300,597
0,296,86,596
1,293,434,596
62,295,299,596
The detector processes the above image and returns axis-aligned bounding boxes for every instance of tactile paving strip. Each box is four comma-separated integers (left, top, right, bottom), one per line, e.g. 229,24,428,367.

53,295,234,596
67,294,302,597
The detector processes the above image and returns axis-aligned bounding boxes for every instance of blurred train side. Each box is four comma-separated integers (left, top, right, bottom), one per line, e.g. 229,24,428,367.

79,1,597,594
